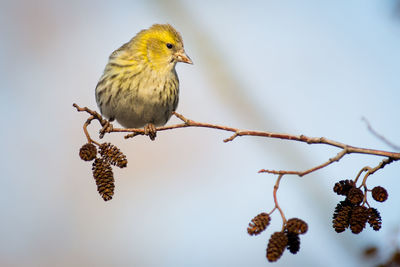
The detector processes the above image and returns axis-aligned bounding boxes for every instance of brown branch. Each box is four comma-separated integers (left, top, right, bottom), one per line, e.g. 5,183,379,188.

73,104,400,179
353,166,370,184
82,115,101,146
73,104,400,158
357,158,395,207
259,149,348,177
269,174,286,228
73,103,107,125
360,157,395,187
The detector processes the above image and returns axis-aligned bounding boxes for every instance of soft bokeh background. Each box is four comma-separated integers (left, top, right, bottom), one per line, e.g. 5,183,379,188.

1,0,400,266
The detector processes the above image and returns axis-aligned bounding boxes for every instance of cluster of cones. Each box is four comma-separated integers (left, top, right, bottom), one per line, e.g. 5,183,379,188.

247,213,308,262
332,179,388,234
79,142,127,201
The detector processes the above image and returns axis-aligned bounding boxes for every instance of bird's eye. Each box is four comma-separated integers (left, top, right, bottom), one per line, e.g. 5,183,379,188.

166,43,173,49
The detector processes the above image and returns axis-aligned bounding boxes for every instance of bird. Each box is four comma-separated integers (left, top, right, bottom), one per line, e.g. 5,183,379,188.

95,24,192,140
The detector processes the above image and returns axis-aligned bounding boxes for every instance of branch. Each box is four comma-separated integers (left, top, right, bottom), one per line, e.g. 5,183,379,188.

259,149,348,177
269,174,287,229
73,103,400,161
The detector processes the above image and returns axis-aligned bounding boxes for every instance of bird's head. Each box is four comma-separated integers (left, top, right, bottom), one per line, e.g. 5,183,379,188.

133,24,192,71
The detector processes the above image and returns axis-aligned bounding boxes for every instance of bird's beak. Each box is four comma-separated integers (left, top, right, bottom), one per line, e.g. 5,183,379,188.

176,50,193,64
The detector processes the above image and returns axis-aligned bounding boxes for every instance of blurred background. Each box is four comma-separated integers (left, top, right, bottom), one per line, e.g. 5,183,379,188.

1,0,400,266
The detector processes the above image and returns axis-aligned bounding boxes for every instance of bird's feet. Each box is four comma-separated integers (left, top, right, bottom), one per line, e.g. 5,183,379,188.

144,123,157,141
99,119,114,139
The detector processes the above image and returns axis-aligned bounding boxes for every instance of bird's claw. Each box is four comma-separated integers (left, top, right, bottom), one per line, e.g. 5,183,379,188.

144,123,157,141
99,120,114,139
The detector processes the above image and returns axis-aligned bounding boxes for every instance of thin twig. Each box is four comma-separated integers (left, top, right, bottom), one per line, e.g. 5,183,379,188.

80,116,100,146
362,117,400,151
353,166,370,184
361,158,395,187
259,149,348,177
271,174,286,229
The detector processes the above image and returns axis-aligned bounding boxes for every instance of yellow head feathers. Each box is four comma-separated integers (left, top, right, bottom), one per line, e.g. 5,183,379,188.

115,24,192,71
141,24,184,49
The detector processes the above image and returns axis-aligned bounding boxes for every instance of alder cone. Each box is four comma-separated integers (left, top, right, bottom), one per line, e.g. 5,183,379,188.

79,143,97,161
367,208,382,231
333,179,355,196
371,186,388,202
92,157,115,201
99,142,128,168
286,231,300,254
347,187,364,205
247,213,271,236
266,232,288,262
349,206,369,234
332,203,352,233
286,218,308,235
